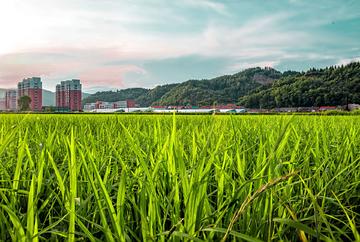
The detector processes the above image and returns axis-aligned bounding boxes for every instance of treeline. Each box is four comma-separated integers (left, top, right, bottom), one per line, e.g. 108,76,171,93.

150,67,297,106
134,84,178,107
239,62,360,108
81,88,149,107
82,67,298,107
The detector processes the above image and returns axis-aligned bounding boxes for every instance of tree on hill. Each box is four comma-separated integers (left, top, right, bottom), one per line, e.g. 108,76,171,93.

238,62,360,108
81,88,150,108
149,67,298,107
135,83,179,107
81,67,299,107
17,95,32,111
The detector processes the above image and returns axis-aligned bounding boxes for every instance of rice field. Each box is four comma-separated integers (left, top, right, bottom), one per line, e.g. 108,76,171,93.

0,114,359,242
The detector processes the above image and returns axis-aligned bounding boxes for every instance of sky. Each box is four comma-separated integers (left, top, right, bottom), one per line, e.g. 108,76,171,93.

0,0,359,93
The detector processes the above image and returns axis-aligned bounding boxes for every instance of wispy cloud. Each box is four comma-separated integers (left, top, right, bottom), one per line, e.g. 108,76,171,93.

79,65,146,87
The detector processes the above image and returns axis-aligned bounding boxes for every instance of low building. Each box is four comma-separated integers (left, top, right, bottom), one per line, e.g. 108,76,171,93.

84,103,97,111
320,106,336,111
348,104,360,111
167,105,184,109
115,101,127,109
124,100,135,108
150,106,166,110
310,107,320,112
83,100,136,111
98,102,114,109
274,107,297,112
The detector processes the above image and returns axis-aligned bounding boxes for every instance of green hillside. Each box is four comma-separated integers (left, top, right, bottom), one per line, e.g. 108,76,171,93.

150,67,298,106
81,67,298,107
81,88,150,107
134,83,179,107
238,62,360,108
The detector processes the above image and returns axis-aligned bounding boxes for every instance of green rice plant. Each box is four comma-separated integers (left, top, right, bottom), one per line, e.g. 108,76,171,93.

0,114,359,241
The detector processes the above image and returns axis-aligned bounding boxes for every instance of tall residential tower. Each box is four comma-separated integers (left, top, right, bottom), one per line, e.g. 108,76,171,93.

56,79,81,111
17,77,42,111
5,90,17,110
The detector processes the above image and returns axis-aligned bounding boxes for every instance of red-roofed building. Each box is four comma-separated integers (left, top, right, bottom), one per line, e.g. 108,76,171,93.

150,106,166,110
168,105,183,109
320,106,336,111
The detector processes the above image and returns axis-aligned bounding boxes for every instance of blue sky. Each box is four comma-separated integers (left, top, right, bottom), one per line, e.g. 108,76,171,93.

0,0,359,93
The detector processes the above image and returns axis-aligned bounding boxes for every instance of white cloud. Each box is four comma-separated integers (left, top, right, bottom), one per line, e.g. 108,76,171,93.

335,57,360,67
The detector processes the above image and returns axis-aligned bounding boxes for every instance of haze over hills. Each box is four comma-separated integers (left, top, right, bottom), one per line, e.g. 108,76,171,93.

0,88,91,106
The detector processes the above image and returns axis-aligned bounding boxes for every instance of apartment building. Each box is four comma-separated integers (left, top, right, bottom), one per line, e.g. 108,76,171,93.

0,97,5,110
5,90,17,110
114,101,127,109
124,100,135,108
56,79,81,111
17,77,42,111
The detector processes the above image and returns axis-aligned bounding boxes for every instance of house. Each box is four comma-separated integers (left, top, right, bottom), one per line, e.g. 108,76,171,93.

298,107,312,112
150,106,166,110
309,107,320,112
348,104,360,111
320,106,336,111
275,107,297,112
168,105,183,110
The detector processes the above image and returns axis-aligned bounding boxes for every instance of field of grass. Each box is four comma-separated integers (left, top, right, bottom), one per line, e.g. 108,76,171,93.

0,114,359,242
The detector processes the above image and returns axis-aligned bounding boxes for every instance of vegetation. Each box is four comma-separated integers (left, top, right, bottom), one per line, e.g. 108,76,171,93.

150,67,297,107
81,67,298,107
239,62,360,108
0,114,359,241
135,84,179,107
45,105,56,112
81,88,150,108
17,95,32,111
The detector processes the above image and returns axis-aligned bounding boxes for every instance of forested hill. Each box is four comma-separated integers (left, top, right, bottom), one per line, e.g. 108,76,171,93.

134,83,179,107
238,62,360,108
81,67,298,107
150,67,298,106
81,88,149,107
